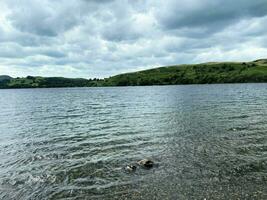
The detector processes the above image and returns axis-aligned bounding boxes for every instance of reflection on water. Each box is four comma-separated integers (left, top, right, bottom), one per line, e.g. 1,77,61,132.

0,84,266,199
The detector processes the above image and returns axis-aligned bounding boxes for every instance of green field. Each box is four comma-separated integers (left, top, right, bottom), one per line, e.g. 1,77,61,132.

1,59,267,88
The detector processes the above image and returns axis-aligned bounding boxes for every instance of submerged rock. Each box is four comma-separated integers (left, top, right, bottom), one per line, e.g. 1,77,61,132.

137,159,154,168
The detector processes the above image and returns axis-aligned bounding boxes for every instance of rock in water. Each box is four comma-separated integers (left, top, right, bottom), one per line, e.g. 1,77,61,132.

125,165,137,172
137,159,154,168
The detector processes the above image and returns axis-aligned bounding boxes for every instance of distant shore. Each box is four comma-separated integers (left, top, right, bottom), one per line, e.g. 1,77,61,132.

1,59,267,89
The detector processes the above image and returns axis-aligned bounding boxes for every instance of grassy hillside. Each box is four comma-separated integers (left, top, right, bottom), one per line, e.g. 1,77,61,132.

0,75,14,88
101,60,267,86
0,59,267,88
0,75,13,81
0,76,99,89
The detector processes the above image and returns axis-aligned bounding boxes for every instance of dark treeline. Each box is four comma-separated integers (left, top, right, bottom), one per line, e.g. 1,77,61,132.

1,59,267,89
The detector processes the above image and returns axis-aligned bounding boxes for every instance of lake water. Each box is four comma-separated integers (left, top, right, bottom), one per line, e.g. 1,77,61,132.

0,84,266,200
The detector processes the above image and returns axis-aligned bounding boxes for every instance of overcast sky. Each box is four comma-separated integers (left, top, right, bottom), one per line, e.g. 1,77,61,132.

0,0,267,78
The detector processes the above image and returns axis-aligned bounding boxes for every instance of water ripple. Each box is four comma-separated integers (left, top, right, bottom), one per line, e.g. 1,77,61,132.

0,84,266,199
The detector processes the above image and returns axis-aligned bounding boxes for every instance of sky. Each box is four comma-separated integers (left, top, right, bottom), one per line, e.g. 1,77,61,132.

0,0,267,78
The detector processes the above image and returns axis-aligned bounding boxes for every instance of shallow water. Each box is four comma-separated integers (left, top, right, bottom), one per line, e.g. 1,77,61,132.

0,84,266,199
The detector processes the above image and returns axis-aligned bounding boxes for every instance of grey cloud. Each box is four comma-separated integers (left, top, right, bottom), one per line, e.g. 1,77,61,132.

156,0,267,31
0,43,26,58
101,21,141,42
41,50,66,58
5,0,88,37
82,0,114,3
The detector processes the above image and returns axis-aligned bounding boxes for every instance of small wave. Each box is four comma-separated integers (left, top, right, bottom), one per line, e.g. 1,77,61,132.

228,115,250,119
231,159,267,176
228,126,249,131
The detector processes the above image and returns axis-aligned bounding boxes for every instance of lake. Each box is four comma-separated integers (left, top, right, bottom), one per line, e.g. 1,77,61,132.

0,84,266,199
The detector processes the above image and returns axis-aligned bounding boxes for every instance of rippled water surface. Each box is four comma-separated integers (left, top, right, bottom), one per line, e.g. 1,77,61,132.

0,84,267,199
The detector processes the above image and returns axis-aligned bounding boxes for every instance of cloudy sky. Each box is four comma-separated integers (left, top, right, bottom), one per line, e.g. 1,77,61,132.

0,0,267,78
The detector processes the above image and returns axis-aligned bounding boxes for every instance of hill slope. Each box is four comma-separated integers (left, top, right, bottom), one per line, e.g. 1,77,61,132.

0,59,267,88
101,60,267,86
0,76,93,89
0,75,13,81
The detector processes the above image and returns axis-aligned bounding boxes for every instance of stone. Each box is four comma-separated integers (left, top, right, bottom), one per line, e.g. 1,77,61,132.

125,165,137,172
137,159,154,168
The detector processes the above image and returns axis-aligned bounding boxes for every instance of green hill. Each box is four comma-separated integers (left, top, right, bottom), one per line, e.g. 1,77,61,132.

0,76,95,89
0,75,13,88
0,59,267,89
0,75,13,81
101,60,267,86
